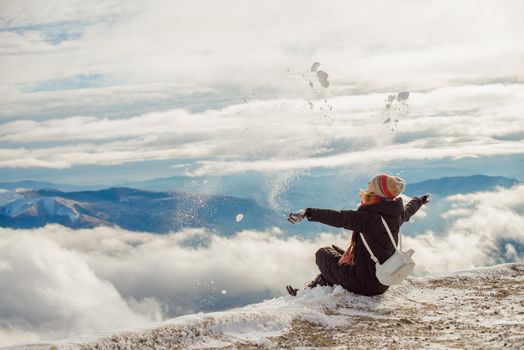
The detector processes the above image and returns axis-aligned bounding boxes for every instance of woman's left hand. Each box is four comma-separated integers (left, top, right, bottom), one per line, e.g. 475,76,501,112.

420,193,432,204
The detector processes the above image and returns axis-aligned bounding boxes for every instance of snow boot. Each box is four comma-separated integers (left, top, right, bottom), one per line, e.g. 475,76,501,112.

286,274,331,296
286,285,299,296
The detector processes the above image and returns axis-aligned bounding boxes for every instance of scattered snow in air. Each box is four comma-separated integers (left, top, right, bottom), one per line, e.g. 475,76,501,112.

307,62,330,88
221,290,228,295
227,62,333,211
301,63,335,129
235,213,244,222
316,70,329,88
397,91,410,101
381,91,410,133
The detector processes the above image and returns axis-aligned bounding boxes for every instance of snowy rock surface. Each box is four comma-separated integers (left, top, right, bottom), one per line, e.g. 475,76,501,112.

8,263,524,350
0,189,81,222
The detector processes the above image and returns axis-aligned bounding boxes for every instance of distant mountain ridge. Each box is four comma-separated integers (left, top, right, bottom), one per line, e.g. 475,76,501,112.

404,175,520,197
2,174,520,203
121,174,522,209
0,180,103,192
1,175,520,234
2,174,519,195
0,187,276,234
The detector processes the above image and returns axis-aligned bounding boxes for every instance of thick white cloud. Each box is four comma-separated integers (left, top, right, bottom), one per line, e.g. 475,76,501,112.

1,0,523,93
1,0,523,180
0,82,212,119
5,83,524,142
0,230,161,347
405,184,524,274
0,0,138,27
0,225,339,347
0,83,522,174
1,185,523,347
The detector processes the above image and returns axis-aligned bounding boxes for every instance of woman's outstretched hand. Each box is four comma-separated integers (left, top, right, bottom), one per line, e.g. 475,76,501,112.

287,209,306,224
420,193,432,204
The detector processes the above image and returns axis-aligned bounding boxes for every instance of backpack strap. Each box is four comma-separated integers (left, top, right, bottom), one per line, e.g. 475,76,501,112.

360,216,403,265
359,233,379,264
380,216,400,251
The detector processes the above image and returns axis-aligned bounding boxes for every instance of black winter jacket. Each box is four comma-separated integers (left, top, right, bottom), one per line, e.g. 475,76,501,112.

305,197,423,296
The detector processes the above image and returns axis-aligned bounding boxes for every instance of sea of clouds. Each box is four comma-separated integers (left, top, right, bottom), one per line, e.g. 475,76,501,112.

1,185,523,347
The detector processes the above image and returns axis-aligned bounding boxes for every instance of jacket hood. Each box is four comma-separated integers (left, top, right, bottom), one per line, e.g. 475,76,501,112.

358,197,403,217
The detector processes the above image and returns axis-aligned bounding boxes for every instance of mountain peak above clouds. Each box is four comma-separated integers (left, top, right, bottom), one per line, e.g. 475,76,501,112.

12,263,523,350
0,187,276,234
0,189,97,228
1,174,521,235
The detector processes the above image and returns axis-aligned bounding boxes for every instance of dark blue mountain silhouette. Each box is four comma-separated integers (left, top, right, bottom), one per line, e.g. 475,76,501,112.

1,175,519,235
0,180,103,192
404,175,519,197
0,187,276,234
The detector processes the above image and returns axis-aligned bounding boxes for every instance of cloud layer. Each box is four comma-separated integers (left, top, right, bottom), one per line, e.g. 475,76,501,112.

1,83,523,176
0,0,523,188
0,230,161,347
1,185,523,347
2,0,523,93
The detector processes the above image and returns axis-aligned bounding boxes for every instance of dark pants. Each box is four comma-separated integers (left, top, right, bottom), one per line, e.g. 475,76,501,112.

315,246,352,289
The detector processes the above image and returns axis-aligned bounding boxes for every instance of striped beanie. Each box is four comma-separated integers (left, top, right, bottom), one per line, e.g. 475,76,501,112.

371,174,405,199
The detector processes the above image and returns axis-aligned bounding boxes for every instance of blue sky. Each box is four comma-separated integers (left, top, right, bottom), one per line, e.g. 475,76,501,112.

1,0,523,194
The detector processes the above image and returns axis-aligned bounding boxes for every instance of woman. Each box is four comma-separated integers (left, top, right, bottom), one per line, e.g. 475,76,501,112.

286,174,430,296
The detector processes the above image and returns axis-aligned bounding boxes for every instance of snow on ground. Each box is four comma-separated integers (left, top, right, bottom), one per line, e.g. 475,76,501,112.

6,263,524,350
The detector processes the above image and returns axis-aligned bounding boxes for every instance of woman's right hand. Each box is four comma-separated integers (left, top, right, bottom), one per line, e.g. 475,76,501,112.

287,209,306,224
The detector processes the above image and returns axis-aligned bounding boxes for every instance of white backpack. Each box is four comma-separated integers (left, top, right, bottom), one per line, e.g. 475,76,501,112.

359,216,415,286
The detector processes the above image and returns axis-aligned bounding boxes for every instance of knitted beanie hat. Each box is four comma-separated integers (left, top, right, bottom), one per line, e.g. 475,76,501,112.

371,174,405,199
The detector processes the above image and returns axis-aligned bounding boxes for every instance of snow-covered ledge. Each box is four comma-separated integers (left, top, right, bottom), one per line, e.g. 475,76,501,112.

8,263,524,350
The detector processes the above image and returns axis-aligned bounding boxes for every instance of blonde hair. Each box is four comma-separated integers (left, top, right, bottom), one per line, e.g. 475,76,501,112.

359,190,378,205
